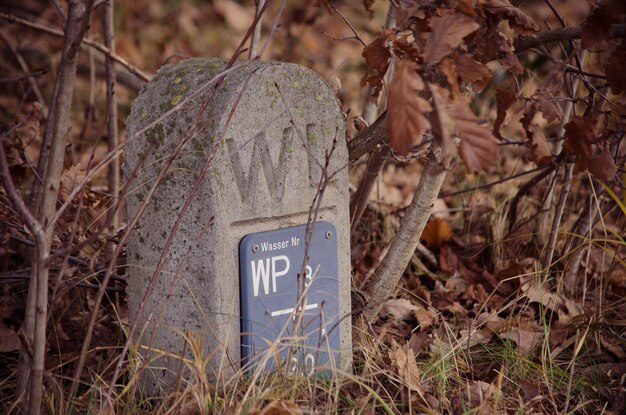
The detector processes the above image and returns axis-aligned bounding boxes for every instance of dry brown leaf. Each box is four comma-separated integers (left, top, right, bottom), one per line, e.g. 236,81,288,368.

420,217,453,249
580,0,626,48
60,163,87,202
589,145,618,181
458,0,476,16
408,332,432,354
258,400,303,415
380,298,418,322
493,88,516,140
536,95,561,124
482,0,539,35
448,97,499,172
361,34,392,96
429,84,457,161
391,340,427,394
600,334,626,359
518,274,585,321
423,14,480,65
415,308,436,329
521,110,552,166
387,60,431,155
439,58,461,98
500,328,543,354
603,48,626,96
451,53,492,90
563,115,598,172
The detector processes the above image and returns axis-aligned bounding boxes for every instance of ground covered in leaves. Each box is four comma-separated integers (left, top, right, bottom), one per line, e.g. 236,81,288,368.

1,0,625,413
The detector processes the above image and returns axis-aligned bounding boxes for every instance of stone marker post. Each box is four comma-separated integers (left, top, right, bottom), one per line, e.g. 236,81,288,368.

124,58,351,391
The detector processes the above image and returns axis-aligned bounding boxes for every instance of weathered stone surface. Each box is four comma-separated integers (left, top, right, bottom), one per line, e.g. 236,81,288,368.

124,58,351,390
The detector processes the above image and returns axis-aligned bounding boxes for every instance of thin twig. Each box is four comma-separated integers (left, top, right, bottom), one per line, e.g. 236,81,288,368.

349,4,395,230
249,0,266,59
21,2,95,413
103,0,120,233
543,163,574,273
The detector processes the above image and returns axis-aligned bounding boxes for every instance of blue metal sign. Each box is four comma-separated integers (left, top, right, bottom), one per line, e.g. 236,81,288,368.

239,221,340,375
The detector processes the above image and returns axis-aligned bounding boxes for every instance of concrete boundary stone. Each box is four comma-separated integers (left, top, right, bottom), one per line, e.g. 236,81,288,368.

124,58,351,391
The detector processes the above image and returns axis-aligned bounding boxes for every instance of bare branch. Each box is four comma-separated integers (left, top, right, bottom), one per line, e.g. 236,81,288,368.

348,111,388,162
514,24,626,53
103,0,120,231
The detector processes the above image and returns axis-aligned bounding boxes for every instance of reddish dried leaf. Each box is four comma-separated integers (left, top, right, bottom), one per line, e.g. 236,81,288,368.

439,244,459,276
500,329,543,354
362,36,391,75
589,145,617,181
451,53,492,89
563,115,598,171
582,0,626,47
536,95,561,124
258,400,303,415
457,0,475,16
361,35,392,96
415,308,436,329
423,14,480,65
528,125,552,166
448,97,499,171
482,0,539,35
603,48,626,95
493,88,516,140
421,217,453,249
439,58,461,98
408,332,431,355
60,163,86,202
391,341,426,394
537,61,566,94
429,84,457,159
521,110,552,166
387,60,432,155
473,27,522,73
380,298,419,322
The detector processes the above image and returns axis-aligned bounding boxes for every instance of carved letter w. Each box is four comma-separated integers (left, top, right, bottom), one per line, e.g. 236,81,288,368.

227,127,294,205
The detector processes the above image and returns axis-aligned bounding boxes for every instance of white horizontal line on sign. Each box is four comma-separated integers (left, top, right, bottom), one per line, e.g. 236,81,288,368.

270,303,319,317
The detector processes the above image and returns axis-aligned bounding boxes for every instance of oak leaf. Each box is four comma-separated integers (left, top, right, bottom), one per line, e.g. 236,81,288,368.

493,88,516,140
536,95,560,124
387,60,432,155
563,115,598,172
589,145,617,181
482,0,539,35
603,48,626,95
451,53,492,90
448,97,499,172
423,14,479,65
257,400,303,415
421,217,453,249
361,34,392,96
473,27,522,73
581,0,626,48
391,341,427,395
60,163,87,202
439,58,461,98
521,109,552,166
